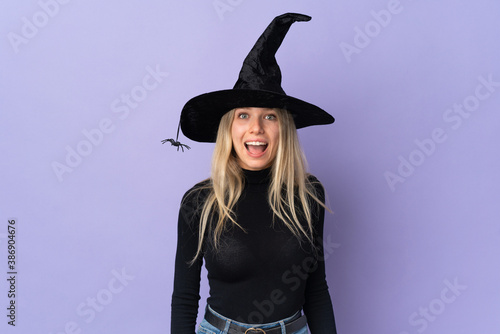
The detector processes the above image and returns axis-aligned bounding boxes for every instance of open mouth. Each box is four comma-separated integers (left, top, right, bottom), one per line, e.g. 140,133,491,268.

245,141,268,156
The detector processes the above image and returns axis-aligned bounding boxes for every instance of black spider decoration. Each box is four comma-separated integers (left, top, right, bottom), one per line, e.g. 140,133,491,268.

161,138,191,152
162,122,190,152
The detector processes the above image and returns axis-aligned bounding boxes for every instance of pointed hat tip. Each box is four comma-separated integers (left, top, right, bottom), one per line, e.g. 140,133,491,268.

276,12,311,23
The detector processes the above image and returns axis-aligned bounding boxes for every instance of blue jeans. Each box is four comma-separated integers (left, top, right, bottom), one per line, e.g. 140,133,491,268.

197,306,308,334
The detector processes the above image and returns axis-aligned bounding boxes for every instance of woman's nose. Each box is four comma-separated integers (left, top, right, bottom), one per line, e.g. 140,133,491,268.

249,118,264,133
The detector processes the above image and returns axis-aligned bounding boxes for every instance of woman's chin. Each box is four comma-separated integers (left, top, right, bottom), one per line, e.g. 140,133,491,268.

238,158,271,171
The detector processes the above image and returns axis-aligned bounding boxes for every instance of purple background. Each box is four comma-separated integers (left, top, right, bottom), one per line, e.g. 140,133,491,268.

1,1,499,333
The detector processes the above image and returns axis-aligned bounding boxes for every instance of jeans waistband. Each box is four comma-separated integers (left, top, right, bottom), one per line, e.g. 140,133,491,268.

204,305,306,334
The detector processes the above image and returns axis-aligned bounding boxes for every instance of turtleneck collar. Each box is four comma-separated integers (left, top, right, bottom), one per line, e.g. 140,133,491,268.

242,168,271,185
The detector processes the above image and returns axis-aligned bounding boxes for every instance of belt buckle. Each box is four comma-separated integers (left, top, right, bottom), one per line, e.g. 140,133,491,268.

244,328,266,334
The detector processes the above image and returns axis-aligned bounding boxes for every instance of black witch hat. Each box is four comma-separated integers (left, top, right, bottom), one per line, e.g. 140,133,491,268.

174,12,334,144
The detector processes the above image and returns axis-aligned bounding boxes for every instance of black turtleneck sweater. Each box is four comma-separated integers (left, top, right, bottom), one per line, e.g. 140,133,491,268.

171,169,337,333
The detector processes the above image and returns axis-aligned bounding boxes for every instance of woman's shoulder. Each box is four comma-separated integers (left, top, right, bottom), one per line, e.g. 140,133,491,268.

181,178,212,204
185,178,212,193
306,173,322,183
178,179,212,225
306,173,325,191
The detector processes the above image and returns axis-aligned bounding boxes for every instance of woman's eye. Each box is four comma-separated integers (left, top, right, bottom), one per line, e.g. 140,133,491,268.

238,113,249,119
265,114,276,120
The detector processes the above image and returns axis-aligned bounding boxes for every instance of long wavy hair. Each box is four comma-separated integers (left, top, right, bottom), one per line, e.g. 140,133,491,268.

189,108,326,263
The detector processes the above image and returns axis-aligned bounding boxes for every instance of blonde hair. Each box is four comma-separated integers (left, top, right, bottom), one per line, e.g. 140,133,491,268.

188,108,325,263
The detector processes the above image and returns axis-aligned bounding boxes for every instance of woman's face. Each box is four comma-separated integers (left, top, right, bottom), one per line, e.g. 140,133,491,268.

231,107,280,171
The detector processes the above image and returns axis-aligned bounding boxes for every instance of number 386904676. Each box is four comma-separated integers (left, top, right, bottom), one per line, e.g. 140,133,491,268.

7,220,16,269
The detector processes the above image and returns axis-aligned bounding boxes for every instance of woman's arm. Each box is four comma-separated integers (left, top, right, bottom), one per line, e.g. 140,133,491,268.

171,187,205,334
303,178,338,334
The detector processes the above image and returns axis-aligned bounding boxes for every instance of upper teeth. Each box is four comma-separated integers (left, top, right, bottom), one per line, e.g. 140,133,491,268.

246,142,267,146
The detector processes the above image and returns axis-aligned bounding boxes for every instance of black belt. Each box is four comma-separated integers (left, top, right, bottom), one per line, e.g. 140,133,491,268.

204,307,307,334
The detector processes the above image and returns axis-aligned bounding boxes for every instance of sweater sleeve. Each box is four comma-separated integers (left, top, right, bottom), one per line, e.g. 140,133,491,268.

303,178,338,334
171,185,206,334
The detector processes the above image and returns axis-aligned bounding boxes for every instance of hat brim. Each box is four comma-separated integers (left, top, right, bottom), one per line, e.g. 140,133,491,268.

180,89,334,142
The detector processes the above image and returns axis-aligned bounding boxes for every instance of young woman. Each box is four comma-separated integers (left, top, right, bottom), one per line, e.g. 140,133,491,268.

170,13,337,334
